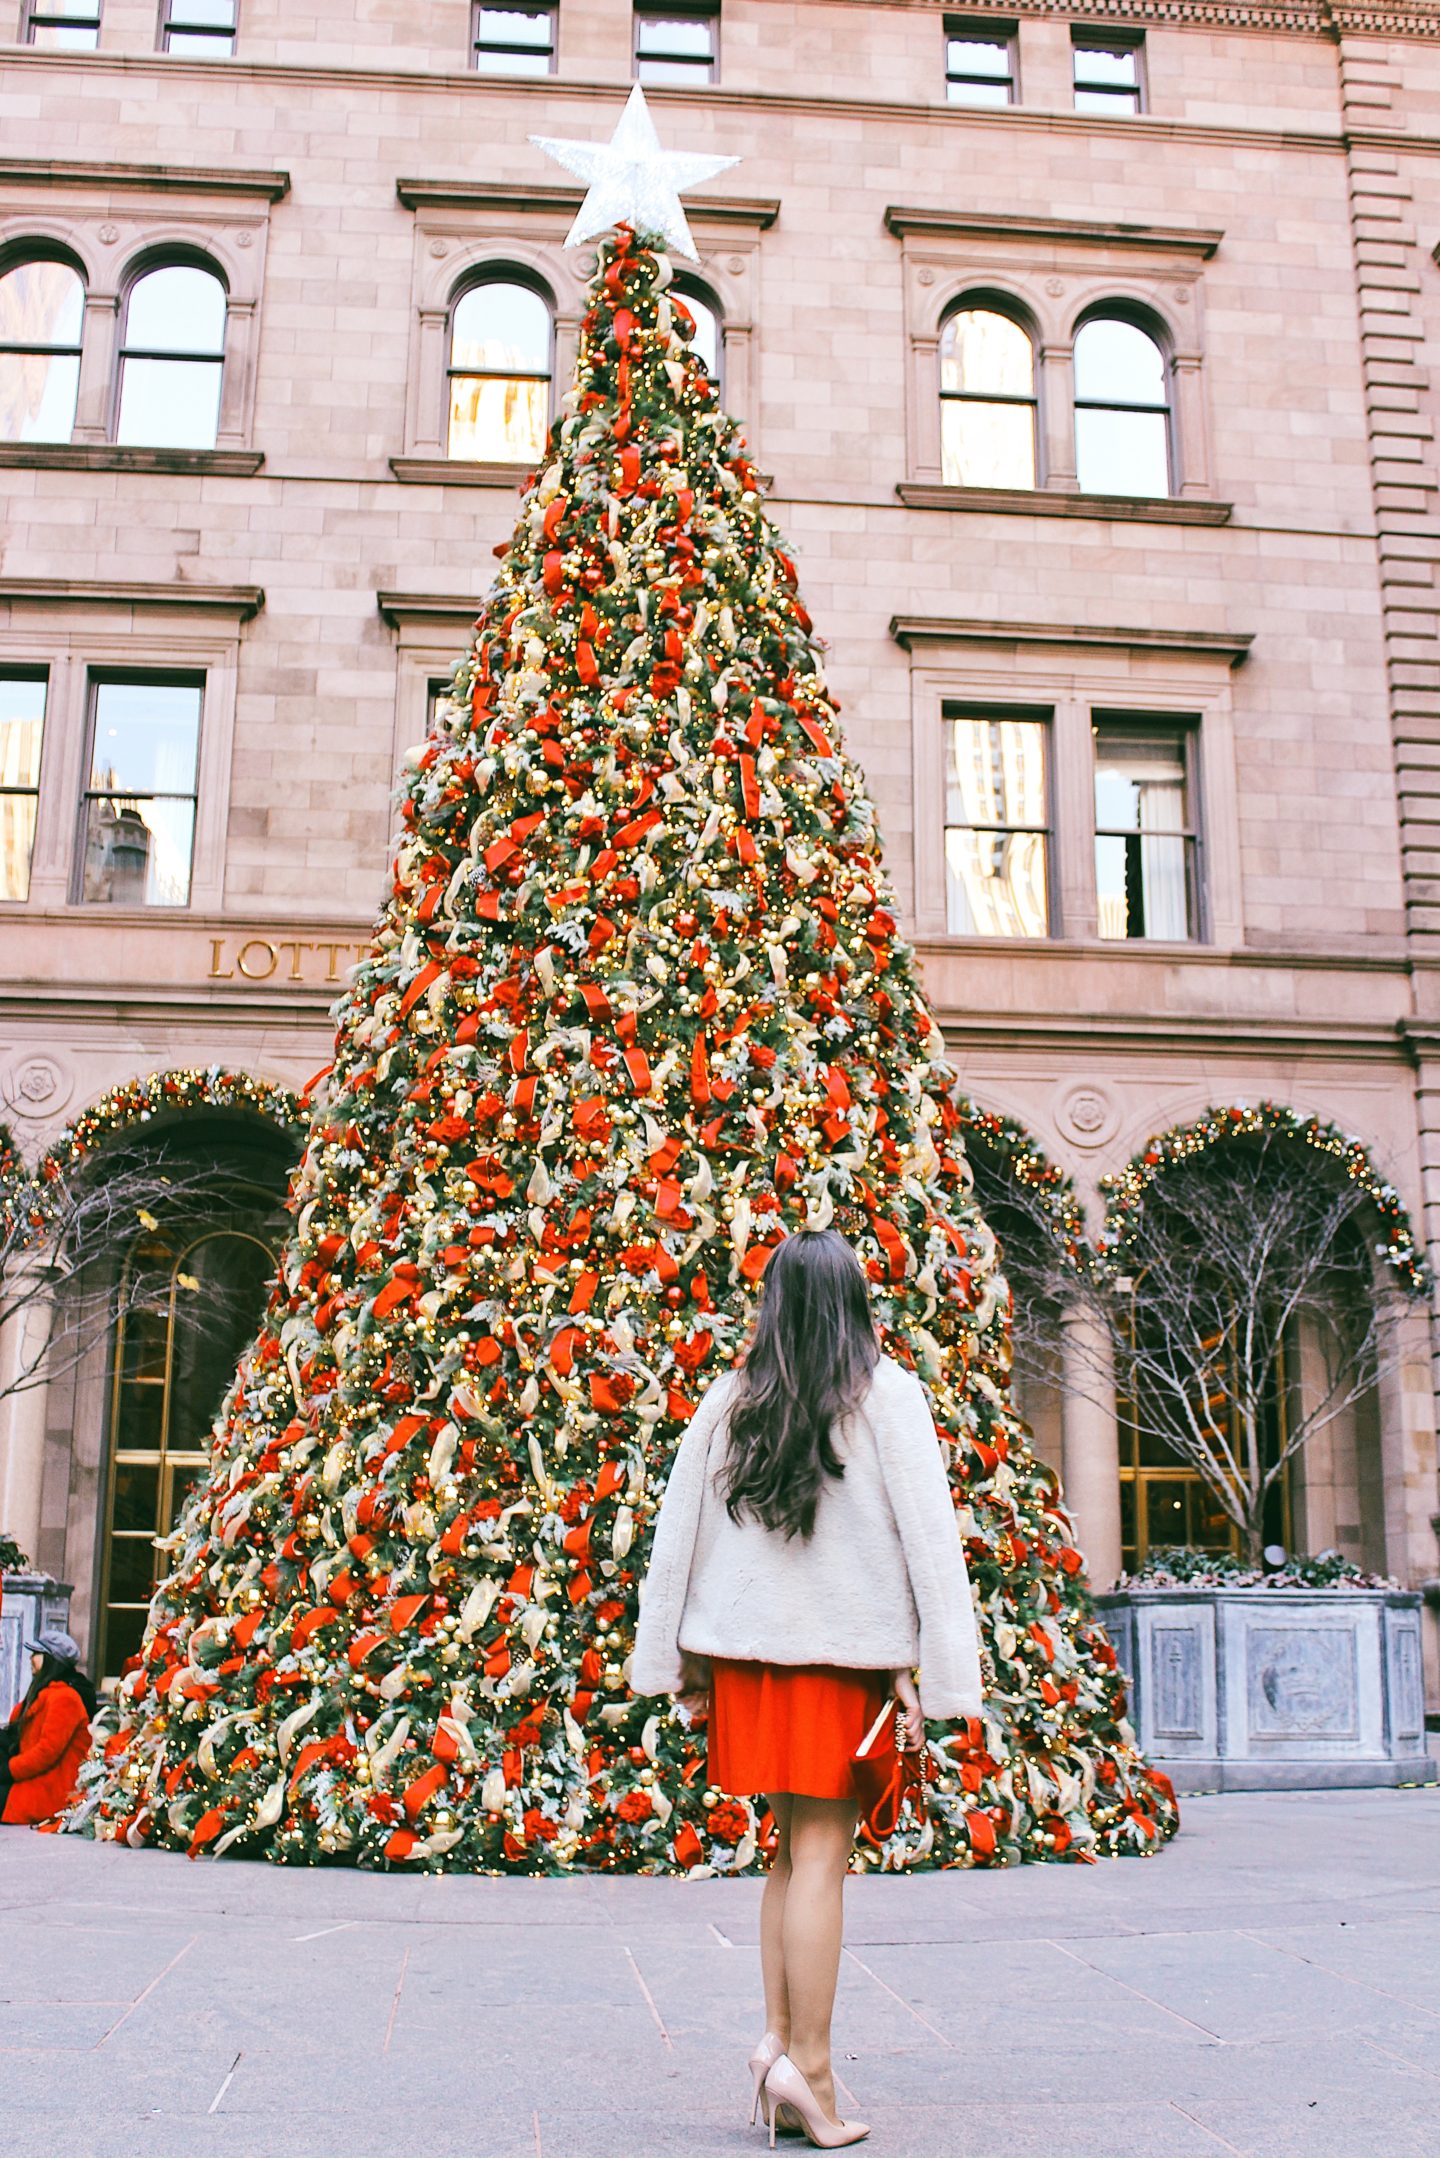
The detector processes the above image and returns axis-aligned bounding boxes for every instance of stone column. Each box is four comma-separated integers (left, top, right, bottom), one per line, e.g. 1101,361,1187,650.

1038,342,1079,492
71,291,119,443
1060,1302,1123,1588
0,1252,60,1570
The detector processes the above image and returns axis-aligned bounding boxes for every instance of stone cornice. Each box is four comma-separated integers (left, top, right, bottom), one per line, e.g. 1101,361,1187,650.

396,178,780,228
377,590,483,630
0,578,265,621
891,613,1254,664
895,482,1234,524
0,157,290,201
387,456,529,491
0,445,265,478
884,207,1223,256
850,0,1440,37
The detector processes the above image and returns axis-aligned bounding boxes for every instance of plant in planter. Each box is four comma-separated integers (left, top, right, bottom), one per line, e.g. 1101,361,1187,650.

0,1534,30,1576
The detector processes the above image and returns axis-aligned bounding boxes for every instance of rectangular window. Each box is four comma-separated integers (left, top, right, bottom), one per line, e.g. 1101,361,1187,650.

160,0,237,56
1072,34,1144,116
23,0,101,46
943,709,1051,937
635,2,717,87
78,675,202,908
471,3,557,74
1093,719,1199,941
944,19,1016,107
0,671,47,904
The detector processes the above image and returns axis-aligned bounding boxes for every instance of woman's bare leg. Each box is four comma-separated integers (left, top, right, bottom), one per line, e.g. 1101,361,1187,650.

780,1794,859,2121
759,1793,794,2046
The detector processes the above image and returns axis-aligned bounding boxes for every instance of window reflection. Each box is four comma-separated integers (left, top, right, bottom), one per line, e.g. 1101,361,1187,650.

945,33,1015,106
0,673,47,903
1094,723,1197,940
0,258,84,443
102,1224,277,1675
939,308,1036,489
472,3,556,73
1073,37,1143,115
116,263,227,449
80,678,202,907
23,0,102,50
448,279,551,462
1074,317,1170,497
944,712,1050,936
635,5,717,85
160,0,237,55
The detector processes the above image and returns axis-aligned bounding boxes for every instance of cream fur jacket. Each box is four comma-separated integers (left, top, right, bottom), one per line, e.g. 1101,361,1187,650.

630,1354,984,1720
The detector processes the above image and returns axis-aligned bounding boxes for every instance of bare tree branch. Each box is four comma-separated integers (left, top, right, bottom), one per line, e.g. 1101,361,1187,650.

965,1127,1419,1566
1,1146,286,1415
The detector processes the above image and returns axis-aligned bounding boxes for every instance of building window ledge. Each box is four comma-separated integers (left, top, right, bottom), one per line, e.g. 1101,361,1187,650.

388,455,532,489
0,157,289,201
895,481,1231,525
890,613,1252,667
0,444,264,478
394,178,779,227
0,578,264,621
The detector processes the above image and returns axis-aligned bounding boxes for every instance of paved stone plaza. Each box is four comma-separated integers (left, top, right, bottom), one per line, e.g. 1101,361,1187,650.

2,1788,1436,2158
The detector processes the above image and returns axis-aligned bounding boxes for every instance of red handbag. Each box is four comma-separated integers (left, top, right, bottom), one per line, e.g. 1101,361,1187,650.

851,1698,929,1845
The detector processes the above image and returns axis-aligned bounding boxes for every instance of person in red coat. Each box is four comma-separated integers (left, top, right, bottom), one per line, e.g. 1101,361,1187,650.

0,1630,96,1827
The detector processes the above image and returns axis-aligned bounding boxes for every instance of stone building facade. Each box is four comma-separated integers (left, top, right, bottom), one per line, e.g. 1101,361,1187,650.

2,0,1439,1701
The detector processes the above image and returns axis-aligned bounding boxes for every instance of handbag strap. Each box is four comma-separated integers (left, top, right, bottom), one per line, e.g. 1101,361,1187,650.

855,1697,895,1759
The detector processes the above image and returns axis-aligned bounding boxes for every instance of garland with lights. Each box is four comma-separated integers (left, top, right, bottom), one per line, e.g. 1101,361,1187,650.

1098,1103,1428,1295
76,226,1177,1877
952,1097,1087,1266
0,1069,306,1244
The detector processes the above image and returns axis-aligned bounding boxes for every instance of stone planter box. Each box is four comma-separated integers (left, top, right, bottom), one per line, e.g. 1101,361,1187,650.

0,1573,74,1720
1095,1585,1434,1791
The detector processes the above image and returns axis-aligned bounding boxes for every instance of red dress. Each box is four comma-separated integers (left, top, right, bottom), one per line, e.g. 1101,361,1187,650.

2,1681,91,1826
707,1658,895,1801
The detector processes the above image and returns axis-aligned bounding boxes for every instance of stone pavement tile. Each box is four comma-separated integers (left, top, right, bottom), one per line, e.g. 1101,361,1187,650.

1182,2094,1439,2158
0,2034,246,2121
850,1935,1194,2048
1062,1926,1408,2046
1242,1912,1440,2013
393,1926,657,2014
0,1913,198,2005
0,2002,127,2050
1355,2017,1440,2079
531,2096,1237,2158
3,2116,536,2158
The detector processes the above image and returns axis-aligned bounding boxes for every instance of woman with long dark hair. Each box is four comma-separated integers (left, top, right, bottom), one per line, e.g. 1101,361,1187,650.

632,1228,981,2149
0,1629,97,1827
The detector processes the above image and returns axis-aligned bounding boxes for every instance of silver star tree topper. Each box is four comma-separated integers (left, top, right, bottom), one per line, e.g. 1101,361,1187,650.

530,84,739,263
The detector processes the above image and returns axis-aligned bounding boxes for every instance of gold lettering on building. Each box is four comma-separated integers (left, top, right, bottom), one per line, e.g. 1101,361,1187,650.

206,936,369,985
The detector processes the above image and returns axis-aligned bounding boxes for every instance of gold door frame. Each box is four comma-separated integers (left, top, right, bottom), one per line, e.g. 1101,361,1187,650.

97,1219,276,1678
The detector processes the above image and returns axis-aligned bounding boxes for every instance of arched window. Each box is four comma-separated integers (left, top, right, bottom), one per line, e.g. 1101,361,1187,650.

1074,315,1171,498
447,276,552,462
101,1218,278,1673
0,255,84,444
115,260,227,449
939,306,1036,489
673,283,721,387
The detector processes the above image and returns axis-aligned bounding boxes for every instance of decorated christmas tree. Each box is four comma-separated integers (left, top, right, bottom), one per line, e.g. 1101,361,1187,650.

81,95,1177,1873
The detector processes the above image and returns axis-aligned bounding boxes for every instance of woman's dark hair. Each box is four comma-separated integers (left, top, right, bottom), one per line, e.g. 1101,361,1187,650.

24,1653,96,1719
720,1228,880,1541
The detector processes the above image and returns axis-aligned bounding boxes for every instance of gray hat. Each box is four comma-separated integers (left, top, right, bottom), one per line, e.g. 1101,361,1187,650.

25,1628,79,1664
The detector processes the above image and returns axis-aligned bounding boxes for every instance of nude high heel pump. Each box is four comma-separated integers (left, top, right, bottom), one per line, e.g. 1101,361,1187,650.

748,2032,804,2137
763,2055,870,2149
748,2031,785,2126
